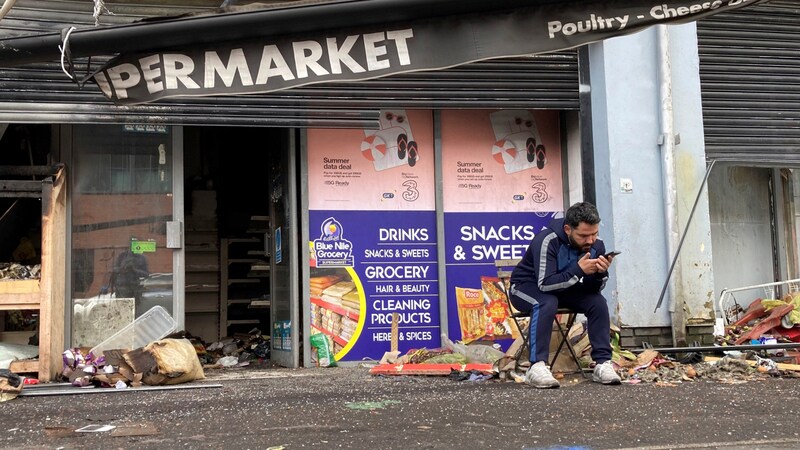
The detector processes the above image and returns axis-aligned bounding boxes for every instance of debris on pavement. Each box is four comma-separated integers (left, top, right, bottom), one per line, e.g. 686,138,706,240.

367,311,800,386
190,329,271,368
0,368,23,401
717,294,800,358
45,423,159,438
61,337,205,389
344,400,401,410
75,424,116,433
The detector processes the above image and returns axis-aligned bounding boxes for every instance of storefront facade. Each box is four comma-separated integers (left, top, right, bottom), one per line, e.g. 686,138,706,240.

3,0,797,372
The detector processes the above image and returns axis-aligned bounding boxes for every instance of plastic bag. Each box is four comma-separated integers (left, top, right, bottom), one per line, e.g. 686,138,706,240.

310,333,337,367
440,333,504,364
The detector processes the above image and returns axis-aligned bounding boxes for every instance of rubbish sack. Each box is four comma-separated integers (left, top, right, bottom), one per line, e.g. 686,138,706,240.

0,369,23,402
310,333,337,367
440,333,504,364
142,338,205,385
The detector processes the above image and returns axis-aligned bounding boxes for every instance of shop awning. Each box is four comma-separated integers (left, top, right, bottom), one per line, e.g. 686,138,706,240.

0,0,766,105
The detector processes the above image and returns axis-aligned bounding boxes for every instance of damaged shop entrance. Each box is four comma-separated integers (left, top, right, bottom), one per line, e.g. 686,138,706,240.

1,124,301,379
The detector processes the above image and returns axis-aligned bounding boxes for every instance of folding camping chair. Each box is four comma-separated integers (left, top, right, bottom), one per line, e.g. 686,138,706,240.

495,259,587,377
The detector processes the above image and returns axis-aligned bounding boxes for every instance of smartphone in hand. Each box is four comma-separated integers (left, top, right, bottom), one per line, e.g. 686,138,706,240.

604,251,621,258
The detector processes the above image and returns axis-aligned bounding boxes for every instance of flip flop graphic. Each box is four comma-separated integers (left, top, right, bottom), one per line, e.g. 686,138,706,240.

407,141,418,167
536,144,546,169
397,133,408,160
526,137,536,163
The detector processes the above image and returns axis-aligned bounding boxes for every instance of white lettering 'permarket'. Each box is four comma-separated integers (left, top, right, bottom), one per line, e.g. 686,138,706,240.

95,28,414,100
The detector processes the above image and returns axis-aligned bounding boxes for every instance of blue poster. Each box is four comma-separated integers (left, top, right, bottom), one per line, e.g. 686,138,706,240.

444,211,555,349
309,210,439,361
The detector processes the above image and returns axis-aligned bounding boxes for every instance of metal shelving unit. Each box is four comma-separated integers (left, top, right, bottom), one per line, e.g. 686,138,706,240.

219,216,270,337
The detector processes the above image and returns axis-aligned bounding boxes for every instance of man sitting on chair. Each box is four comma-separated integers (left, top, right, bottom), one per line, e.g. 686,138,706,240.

509,201,621,388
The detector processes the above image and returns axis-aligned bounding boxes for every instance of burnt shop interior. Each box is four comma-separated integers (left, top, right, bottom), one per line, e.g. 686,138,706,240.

0,124,286,366
0,124,52,353
181,126,282,345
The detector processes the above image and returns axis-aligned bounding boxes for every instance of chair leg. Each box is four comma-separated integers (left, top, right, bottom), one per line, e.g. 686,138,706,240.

550,313,588,378
512,321,529,372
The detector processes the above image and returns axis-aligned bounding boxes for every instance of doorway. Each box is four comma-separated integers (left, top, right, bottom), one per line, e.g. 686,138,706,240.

183,126,299,367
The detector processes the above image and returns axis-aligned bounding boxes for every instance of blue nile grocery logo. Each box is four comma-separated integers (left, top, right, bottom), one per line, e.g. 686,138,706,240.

313,217,354,267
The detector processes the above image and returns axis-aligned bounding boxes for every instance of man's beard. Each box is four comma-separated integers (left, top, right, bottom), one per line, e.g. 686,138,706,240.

568,232,592,253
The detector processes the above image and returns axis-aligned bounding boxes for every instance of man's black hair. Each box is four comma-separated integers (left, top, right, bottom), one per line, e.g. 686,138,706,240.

565,202,600,228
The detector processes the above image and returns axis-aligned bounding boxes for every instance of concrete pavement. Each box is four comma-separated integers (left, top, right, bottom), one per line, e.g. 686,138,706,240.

2,366,799,449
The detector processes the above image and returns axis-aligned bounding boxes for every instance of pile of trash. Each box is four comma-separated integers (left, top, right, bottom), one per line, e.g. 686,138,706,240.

61,337,205,389
0,262,40,280
58,329,271,390
717,295,800,352
615,349,800,385
376,333,505,367
183,329,271,369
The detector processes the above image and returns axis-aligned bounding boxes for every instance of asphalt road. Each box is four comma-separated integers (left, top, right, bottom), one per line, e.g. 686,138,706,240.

2,366,800,450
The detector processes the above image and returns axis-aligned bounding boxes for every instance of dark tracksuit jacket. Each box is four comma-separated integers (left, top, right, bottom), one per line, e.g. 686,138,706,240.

509,217,613,364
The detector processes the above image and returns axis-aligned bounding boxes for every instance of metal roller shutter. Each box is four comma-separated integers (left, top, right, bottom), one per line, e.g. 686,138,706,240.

0,1,578,128
697,0,800,165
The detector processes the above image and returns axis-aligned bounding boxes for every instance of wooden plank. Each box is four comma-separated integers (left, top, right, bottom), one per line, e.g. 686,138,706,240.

0,330,36,345
37,167,66,382
9,359,39,374
494,259,520,279
0,279,40,295
391,312,399,353
0,292,41,309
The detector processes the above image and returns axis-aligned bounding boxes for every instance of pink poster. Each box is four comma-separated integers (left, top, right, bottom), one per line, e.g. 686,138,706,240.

308,110,435,211
441,110,563,213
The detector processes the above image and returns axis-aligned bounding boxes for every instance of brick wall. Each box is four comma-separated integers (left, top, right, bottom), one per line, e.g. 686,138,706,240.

619,325,715,348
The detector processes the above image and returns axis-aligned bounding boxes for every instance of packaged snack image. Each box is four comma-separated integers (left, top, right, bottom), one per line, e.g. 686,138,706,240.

489,110,546,173
480,276,517,340
455,286,486,343
361,109,419,171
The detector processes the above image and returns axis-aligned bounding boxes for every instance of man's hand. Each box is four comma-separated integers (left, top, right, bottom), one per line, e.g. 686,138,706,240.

596,254,615,273
578,252,600,274
579,252,615,274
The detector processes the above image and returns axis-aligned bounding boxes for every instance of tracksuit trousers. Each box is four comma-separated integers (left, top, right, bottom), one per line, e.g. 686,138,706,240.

510,281,613,365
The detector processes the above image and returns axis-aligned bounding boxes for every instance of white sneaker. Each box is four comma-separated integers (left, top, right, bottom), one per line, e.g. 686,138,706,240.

592,361,621,385
525,361,560,388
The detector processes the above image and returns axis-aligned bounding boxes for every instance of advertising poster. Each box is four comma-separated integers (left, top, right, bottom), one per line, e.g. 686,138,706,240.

441,110,563,349
307,110,438,361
